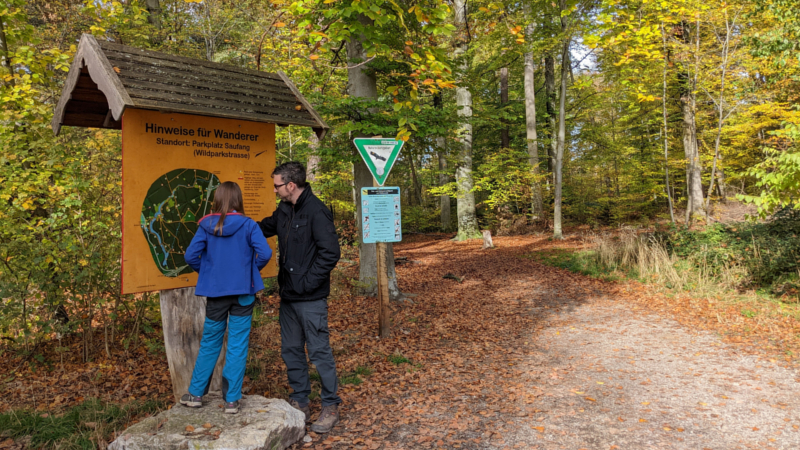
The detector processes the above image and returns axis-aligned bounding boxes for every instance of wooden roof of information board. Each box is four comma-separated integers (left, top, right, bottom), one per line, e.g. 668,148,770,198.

52,34,329,139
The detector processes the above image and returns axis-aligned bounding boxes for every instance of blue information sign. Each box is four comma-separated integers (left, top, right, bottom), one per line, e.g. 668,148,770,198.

361,187,401,243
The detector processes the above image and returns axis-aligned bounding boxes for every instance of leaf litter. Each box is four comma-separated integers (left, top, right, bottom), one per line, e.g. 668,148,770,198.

2,233,800,449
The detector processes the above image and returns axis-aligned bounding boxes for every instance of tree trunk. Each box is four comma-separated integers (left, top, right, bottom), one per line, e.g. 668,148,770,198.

716,166,727,200
661,23,675,223
679,20,704,223
0,13,11,81
160,288,225,402
524,32,543,220
453,0,481,241
434,94,451,231
681,97,704,221
544,54,557,175
307,134,320,182
145,0,162,28
348,15,401,300
407,149,423,205
500,67,510,148
706,10,739,214
553,37,569,240
437,142,451,230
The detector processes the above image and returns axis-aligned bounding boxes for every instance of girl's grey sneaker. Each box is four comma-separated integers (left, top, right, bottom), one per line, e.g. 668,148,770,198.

180,394,202,408
224,400,240,414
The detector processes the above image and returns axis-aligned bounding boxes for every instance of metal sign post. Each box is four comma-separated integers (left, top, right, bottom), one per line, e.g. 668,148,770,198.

354,137,403,338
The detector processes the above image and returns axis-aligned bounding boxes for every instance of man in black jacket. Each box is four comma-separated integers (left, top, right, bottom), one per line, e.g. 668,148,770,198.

259,162,341,433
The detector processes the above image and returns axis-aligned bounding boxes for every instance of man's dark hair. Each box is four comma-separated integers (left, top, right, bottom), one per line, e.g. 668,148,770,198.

272,161,308,188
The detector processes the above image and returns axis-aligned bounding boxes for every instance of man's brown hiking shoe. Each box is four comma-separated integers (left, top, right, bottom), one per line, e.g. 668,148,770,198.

310,404,339,433
289,399,311,423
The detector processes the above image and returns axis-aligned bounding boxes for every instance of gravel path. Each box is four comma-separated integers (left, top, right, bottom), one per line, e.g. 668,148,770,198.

290,235,800,450
504,291,800,449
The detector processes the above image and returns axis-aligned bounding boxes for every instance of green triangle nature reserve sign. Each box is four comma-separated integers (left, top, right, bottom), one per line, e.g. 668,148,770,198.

353,138,404,186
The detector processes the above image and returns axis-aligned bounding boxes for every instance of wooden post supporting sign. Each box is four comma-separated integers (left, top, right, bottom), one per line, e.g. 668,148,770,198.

374,178,391,338
355,138,404,339
159,288,226,401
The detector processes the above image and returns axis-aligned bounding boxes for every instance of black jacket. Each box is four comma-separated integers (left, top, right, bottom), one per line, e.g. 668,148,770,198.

259,187,340,301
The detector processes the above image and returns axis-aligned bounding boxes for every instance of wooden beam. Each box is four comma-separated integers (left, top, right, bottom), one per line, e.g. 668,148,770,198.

132,100,319,128
277,71,330,138
80,34,133,122
71,88,111,104
120,78,305,115
102,109,115,128
126,87,315,123
52,45,88,135
65,100,112,115
61,113,107,128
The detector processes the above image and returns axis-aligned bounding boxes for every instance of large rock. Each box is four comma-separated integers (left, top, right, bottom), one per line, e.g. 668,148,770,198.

109,394,305,450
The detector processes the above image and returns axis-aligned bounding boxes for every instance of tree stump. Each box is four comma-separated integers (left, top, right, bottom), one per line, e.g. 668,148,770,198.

482,230,494,249
160,287,226,402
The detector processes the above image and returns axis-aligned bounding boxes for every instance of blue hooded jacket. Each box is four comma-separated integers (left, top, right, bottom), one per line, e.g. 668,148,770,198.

185,213,272,297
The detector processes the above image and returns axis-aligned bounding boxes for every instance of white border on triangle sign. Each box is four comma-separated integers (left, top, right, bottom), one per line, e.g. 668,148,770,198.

353,137,404,186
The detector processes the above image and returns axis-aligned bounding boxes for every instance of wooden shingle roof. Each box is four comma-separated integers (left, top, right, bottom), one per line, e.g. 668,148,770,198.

52,34,328,139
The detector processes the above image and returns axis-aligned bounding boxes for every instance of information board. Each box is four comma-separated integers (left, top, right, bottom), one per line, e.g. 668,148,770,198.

361,187,402,243
121,109,278,294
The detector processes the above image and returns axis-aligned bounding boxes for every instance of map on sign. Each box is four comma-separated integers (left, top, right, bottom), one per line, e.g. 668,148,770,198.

140,169,220,277
361,187,401,243
353,138,404,185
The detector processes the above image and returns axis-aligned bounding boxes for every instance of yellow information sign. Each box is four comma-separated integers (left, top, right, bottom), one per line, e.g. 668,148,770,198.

121,109,277,294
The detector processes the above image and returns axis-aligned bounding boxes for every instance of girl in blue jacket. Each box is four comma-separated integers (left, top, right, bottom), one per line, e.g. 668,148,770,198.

181,181,272,414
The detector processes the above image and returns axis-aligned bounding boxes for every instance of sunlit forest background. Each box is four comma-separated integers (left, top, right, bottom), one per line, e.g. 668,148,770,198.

1,0,799,355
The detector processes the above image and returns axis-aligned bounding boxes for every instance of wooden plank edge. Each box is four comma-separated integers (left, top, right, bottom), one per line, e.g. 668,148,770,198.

52,45,88,135
130,100,320,128
81,34,133,121
277,70,330,139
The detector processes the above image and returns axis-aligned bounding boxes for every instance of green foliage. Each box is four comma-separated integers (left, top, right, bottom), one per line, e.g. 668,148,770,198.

739,121,800,217
0,398,165,450
534,211,800,299
339,366,372,386
387,352,410,365
666,209,800,289
5,0,800,361
474,147,538,211
401,205,441,233
524,249,623,281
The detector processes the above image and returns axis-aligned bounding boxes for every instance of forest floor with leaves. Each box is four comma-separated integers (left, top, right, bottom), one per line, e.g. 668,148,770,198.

2,233,800,449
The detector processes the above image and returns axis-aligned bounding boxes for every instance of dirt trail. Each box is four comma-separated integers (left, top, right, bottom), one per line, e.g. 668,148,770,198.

310,235,800,449
511,298,800,449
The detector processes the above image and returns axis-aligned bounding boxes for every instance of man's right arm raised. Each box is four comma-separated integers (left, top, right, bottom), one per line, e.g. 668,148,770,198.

259,214,278,238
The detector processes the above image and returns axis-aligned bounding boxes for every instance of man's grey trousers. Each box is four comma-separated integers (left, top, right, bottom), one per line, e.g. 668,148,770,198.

280,299,342,407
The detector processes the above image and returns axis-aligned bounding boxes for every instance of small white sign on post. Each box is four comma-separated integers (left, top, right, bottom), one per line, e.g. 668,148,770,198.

361,187,401,243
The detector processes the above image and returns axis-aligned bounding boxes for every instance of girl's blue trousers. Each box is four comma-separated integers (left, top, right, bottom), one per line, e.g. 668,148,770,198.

188,294,255,402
